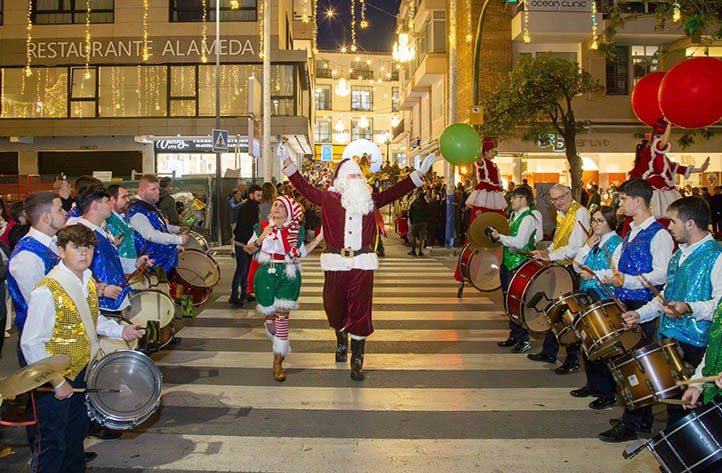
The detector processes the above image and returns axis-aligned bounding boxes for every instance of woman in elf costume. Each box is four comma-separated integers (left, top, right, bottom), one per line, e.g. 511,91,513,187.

245,195,323,382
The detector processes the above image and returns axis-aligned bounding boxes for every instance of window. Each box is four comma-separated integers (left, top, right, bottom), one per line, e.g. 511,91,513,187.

70,67,97,118
606,45,629,95
170,66,197,117
392,87,399,113
314,120,331,143
170,0,257,22
32,0,114,25
631,45,658,86
98,66,167,117
536,51,578,64
315,85,331,110
316,60,332,78
351,118,372,140
1,67,68,118
351,86,372,111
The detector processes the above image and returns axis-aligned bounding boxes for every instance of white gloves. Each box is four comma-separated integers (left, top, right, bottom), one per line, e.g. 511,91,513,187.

276,142,290,161
418,153,436,174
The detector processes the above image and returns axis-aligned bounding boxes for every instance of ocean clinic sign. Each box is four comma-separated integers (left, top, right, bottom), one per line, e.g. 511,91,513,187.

17,37,258,64
526,0,591,12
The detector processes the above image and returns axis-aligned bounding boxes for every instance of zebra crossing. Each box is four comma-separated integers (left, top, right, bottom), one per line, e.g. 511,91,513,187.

73,239,658,472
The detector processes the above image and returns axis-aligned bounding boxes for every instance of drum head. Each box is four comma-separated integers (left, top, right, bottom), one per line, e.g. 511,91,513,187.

184,231,209,253
522,264,575,333
127,290,175,328
176,249,221,288
86,351,162,430
99,335,138,356
464,246,502,292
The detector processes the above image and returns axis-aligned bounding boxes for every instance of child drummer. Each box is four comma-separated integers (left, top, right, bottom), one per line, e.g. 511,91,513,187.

21,224,145,473
489,186,543,354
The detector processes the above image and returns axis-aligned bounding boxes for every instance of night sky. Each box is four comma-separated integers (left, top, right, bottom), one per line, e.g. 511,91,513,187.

316,0,401,53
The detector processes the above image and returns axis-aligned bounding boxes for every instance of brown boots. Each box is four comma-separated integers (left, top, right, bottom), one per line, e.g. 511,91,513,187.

273,354,286,382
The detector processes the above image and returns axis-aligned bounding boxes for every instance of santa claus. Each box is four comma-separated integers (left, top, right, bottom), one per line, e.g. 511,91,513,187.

628,118,709,217
282,152,435,380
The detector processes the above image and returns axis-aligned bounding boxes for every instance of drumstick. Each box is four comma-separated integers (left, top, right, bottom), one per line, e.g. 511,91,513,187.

566,258,627,313
37,387,121,393
577,221,592,237
602,246,624,287
676,376,720,386
120,262,148,289
660,398,698,406
631,266,683,318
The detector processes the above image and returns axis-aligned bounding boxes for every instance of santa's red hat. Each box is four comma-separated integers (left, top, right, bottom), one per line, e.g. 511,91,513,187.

652,118,668,135
482,137,497,152
331,158,363,185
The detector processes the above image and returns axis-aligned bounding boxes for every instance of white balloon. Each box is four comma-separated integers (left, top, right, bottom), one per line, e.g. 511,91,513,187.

342,139,383,173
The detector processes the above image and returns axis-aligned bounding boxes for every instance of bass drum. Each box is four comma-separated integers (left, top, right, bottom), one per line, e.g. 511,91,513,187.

183,230,210,254
85,350,162,431
457,244,502,292
126,290,176,349
175,249,220,288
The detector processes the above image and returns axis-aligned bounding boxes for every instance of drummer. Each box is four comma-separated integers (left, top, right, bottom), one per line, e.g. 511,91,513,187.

128,175,188,275
570,206,623,410
622,196,722,430
490,186,542,353
106,184,138,275
20,224,144,473
78,185,152,313
530,184,590,375
594,178,674,443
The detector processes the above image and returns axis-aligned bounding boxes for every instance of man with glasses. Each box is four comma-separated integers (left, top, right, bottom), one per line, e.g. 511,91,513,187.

529,184,590,375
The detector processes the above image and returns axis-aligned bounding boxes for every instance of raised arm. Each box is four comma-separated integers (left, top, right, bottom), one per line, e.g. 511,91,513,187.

374,153,435,208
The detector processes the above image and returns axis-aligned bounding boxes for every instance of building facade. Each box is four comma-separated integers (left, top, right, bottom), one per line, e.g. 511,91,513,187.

0,0,315,181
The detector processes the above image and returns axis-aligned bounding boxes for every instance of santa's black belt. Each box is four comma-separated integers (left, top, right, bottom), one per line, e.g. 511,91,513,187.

325,246,373,258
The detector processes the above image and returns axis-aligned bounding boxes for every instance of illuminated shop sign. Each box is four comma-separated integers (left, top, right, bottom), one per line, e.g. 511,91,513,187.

155,137,249,153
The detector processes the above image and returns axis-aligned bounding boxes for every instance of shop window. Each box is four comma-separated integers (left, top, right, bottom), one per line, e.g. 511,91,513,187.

631,45,658,86
314,120,331,143
170,0,257,22
392,87,399,113
1,67,68,118
98,65,167,117
170,65,197,117
32,0,114,25
351,118,372,140
606,45,629,95
351,86,372,111
70,67,97,118
315,85,331,111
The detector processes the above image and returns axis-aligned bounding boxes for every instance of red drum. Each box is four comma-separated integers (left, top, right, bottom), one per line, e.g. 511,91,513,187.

171,249,220,306
609,339,687,410
457,243,502,292
505,260,576,333
573,300,642,360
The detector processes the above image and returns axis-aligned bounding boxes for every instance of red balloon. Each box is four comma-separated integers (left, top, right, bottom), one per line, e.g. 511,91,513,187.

631,72,665,127
659,57,722,129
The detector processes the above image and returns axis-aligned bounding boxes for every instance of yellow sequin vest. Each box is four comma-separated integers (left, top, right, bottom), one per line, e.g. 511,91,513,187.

553,201,584,251
40,278,99,380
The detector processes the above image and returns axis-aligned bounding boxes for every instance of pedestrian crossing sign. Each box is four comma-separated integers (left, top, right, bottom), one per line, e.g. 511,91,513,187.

212,129,229,153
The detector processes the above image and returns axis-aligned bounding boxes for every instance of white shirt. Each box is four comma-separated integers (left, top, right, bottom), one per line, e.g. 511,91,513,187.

8,227,59,307
499,207,538,250
636,233,722,323
547,204,590,262
597,216,674,290
129,201,184,246
573,231,617,273
78,218,130,311
20,261,124,365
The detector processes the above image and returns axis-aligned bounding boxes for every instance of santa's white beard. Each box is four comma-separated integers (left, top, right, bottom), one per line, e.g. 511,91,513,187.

336,178,375,215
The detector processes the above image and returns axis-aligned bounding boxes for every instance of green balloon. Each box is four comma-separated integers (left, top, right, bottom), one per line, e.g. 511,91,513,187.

439,124,482,165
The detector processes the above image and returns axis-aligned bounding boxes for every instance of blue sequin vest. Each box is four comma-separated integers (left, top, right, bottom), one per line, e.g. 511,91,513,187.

90,227,131,311
7,237,59,329
65,206,80,221
580,233,623,301
658,239,722,347
614,221,665,302
128,200,178,273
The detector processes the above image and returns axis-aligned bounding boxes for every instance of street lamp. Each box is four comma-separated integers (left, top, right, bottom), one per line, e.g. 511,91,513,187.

384,132,392,162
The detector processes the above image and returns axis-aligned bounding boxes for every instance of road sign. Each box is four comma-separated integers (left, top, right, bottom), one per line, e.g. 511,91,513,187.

321,144,333,161
212,129,229,153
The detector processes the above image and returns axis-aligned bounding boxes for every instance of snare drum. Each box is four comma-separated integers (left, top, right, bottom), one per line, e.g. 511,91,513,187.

609,338,687,410
85,350,162,430
646,398,722,473
457,243,502,292
544,292,592,345
128,270,171,296
126,290,176,349
505,260,576,333
573,300,642,360
184,230,210,253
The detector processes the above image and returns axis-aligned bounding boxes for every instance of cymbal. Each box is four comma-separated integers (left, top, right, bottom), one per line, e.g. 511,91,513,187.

468,212,509,248
0,354,71,401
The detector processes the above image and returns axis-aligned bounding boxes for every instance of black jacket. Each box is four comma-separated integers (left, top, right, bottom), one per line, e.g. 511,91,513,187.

234,199,260,243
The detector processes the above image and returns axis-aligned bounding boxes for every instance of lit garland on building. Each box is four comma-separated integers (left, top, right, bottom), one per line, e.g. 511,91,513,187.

201,0,208,63
466,0,473,43
259,0,265,58
350,0,357,52
523,9,530,43
84,0,92,79
143,0,150,61
302,0,309,22
360,0,367,29
312,0,319,53
24,0,33,82
590,0,598,49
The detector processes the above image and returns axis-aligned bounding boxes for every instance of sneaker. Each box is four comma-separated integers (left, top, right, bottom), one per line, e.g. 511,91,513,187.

598,422,638,443
245,294,256,302
407,250,417,256
497,337,518,347
511,340,532,353
555,362,581,375
589,395,617,410
418,251,425,256
527,352,557,363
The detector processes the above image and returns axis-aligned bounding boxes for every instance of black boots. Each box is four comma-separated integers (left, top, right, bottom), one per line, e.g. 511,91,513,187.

350,338,365,381
335,330,348,362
